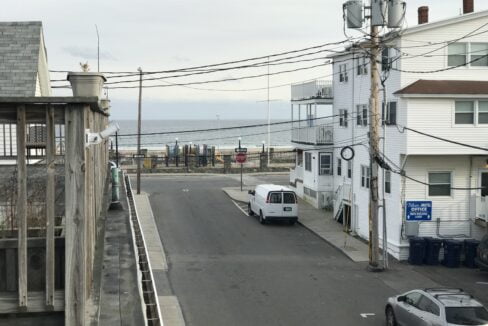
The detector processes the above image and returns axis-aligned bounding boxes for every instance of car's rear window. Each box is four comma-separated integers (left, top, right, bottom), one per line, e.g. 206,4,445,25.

445,307,488,325
283,192,296,204
269,192,282,204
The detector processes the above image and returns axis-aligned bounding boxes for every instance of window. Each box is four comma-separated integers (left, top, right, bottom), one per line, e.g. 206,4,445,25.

305,152,312,172
337,158,342,176
269,192,282,204
404,292,422,307
339,64,348,83
381,47,390,71
385,170,391,194
361,165,371,188
356,105,368,126
283,192,296,204
417,296,440,316
356,56,368,75
479,101,488,124
339,109,348,127
446,307,488,325
448,43,467,67
470,43,488,67
297,150,303,166
347,161,352,178
428,172,451,196
319,153,332,175
382,102,397,125
455,101,474,124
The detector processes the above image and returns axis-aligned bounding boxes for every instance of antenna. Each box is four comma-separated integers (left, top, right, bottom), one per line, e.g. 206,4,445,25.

95,24,100,72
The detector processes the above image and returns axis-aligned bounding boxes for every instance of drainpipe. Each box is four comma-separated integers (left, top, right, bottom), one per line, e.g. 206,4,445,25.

400,154,409,240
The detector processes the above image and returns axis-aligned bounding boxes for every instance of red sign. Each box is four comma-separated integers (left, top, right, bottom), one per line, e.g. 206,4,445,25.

236,152,247,163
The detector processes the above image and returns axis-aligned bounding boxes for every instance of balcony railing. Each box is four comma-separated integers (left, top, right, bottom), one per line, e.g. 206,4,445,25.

291,80,333,101
291,125,333,145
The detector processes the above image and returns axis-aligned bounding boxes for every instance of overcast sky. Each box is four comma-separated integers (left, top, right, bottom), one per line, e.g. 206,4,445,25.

1,0,487,120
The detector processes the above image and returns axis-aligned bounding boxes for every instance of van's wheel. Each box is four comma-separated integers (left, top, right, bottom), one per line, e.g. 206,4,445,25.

259,211,265,224
248,203,254,216
385,306,397,326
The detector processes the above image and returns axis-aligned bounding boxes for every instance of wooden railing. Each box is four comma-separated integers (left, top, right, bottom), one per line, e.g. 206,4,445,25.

291,80,333,101
0,97,110,325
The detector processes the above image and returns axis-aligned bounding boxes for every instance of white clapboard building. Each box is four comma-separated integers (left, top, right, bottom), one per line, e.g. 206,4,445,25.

290,2,488,259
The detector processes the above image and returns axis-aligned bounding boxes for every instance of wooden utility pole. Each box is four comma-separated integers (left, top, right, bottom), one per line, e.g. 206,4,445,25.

368,24,381,270
136,67,142,194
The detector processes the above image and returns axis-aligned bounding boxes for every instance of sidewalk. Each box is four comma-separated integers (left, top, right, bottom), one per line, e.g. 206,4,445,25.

222,187,369,262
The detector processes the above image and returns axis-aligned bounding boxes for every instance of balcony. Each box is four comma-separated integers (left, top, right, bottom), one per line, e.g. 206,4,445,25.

291,80,333,102
291,125,333,145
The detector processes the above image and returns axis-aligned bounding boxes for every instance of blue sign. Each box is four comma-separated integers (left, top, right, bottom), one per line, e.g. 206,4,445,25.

406,201,432,221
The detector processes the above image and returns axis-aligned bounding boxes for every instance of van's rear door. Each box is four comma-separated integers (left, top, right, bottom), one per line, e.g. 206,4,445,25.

268,192,283,216
282,192,297,217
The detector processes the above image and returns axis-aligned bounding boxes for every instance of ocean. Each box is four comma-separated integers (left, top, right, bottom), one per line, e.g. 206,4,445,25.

113,119,292,150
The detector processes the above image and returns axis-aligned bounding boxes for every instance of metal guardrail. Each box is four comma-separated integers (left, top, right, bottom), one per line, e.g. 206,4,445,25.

291,80,333,101
125,174,163,326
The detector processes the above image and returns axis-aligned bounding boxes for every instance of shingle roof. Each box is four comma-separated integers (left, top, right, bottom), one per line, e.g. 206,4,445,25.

0,22,42,96
394,80,488,95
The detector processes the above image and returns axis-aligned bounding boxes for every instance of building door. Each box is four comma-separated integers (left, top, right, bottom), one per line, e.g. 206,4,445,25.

482,172,488,197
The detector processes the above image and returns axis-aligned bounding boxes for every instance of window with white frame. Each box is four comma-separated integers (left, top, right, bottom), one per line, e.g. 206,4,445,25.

471,43,488,67
382,102,397,125
428,172,451,196
357,104,368,126
337,158,342,176
297,150,303,166
339,64,348,83
455,101,474,124
385,170,391,194
319,153,332,175
356,56,368,76
339,109,348,127
479,101,488,124
448,42,488,67
305,152,312,172
347,160,352,178
448,43,467,67
361,165,370,188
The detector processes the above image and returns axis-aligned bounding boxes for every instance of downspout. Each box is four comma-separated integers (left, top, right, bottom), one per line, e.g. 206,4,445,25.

400,154,409,240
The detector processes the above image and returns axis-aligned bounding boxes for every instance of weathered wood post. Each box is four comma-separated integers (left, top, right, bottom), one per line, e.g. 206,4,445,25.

16,105,27,310
64,104,87,326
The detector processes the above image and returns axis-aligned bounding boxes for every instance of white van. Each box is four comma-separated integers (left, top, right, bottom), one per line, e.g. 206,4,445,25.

247,184,298,225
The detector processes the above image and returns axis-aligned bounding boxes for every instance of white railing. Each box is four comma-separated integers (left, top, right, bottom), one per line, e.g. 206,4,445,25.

291,125,333,145
474,195,488,222
291,80,333,101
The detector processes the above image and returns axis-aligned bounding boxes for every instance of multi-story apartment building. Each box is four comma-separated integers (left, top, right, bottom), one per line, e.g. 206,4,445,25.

290,2,488,259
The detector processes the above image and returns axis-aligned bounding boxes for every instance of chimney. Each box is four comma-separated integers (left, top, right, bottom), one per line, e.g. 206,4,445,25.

463,0,474,14
418,6,429,24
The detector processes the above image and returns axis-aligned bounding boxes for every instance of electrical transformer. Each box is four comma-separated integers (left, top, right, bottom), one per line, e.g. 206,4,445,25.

371,0,388,26
387,0,406,28
345,0,363,29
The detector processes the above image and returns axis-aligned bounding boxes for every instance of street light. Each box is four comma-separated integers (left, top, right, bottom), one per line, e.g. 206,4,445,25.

238,137,242,149
261,140,265,153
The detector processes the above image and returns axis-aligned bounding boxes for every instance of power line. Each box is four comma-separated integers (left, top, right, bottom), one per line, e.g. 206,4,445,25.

399,126,488,152
49,37,364,76
117,114,338,137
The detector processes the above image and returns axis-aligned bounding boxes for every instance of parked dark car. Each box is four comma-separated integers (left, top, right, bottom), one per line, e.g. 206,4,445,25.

476,234,488,271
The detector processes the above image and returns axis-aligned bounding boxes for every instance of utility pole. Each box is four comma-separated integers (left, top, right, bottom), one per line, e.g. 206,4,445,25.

368,23,381,272
136,67,143,194
344,0,406,271
267,56,271,166
95,25,100,72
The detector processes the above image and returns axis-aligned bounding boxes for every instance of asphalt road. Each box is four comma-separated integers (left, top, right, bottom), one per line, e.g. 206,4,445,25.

141,174,398,326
